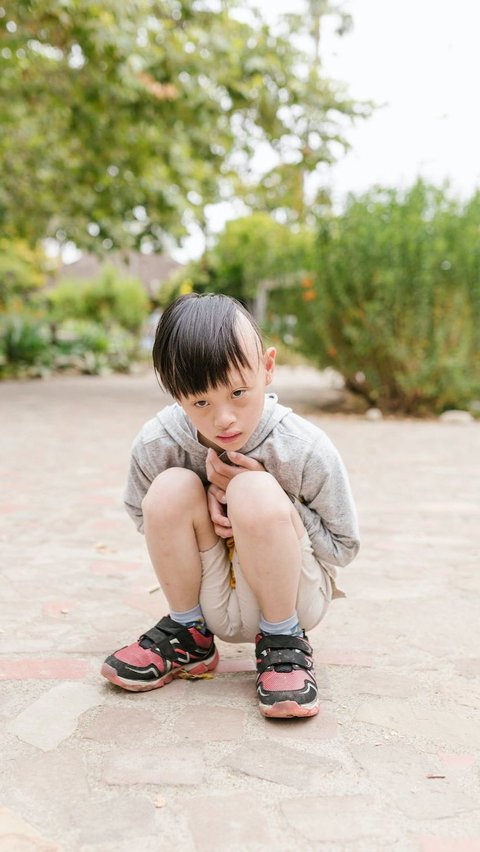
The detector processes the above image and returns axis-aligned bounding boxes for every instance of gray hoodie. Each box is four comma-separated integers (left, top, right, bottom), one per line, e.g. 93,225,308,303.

124,393,360,583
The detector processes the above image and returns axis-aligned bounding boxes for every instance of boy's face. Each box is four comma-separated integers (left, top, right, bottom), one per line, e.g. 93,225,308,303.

178,326,276,453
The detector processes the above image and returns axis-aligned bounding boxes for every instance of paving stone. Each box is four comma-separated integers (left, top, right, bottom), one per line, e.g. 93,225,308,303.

42,601,76,618
350,669,416,699
89,559,142,576
216,657,256,674
281,794,381,843
123,591,168,619
187,794,274,851
351,743,478,820
354,698,480,749
7,683,103,751
0,502,26,515
175,705,247,741
437,753,477,771
260,709,338,740
103,745,204,785
74,795,158,846
419,839,480,852
131,677,187,702
222,740,341,789
78,838,172,852
5,749,90,827
195,673,256,702
318,651,374,667
454,659,480,679
0,805,59,851
0,658,89,680
80,705,164,746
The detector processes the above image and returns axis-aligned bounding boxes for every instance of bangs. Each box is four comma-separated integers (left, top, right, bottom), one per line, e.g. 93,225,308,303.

153,294,262,399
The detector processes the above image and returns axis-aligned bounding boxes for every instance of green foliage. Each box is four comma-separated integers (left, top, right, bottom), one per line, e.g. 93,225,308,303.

296,181,480,414
0,308,139,378
188,213,315,319
0,1,371,249
0,240,54,307
53,319,139,374
49,264,149,333
0,311,52,370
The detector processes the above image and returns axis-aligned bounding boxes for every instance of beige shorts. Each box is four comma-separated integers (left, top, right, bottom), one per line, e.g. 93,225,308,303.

198,532,332,643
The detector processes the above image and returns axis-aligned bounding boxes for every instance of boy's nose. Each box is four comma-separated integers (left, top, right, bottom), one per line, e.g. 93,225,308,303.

214,409,236,430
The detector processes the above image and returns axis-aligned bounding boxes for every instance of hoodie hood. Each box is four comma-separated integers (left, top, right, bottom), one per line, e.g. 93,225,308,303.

157,393,291,459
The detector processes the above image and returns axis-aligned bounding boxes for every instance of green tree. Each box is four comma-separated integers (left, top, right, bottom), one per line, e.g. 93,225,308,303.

241,0,367,223
186,212,315,322
0,238,54,308
0,0,370,252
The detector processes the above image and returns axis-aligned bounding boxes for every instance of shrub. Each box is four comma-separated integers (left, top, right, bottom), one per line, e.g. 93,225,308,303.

187,213,315,321
0,311,53,375
0,310,140,378
49,263,150,333
296,181,480,414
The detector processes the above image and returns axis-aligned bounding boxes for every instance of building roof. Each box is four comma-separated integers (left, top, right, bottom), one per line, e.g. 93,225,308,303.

60,251,182,298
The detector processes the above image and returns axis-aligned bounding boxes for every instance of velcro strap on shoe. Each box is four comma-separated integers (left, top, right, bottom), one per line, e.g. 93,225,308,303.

256,634,312,657
256,647,313,675
140,626,170,646
139,616,200,660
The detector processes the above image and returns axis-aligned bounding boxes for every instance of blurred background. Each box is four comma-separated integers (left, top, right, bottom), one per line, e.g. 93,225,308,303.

1,0,479,416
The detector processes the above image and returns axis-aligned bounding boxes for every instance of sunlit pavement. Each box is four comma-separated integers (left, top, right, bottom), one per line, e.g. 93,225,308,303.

1,368,480,852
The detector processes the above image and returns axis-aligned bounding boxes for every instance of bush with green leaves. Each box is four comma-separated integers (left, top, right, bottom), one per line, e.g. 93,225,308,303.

187,213,315,323
49,264,149,334
0,309,140,378
296,181,480,414
0,311,53,375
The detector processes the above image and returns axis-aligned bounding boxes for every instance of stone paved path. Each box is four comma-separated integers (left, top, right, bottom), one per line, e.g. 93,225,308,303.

1,369,480,852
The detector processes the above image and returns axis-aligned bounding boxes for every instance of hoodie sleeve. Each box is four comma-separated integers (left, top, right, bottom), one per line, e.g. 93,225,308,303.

296,435,360,568
123,439,155,534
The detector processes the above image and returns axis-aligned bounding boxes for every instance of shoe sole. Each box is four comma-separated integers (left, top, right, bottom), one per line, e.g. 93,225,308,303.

259,699,319,718
100,648,219,692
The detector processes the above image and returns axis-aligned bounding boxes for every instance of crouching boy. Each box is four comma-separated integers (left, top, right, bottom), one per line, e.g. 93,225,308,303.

101,293,359,718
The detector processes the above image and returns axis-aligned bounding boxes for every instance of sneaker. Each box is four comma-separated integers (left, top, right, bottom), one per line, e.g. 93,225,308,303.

101,615,219,692
255,632,319,718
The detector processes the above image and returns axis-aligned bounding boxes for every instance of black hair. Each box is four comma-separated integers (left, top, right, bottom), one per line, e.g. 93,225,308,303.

153,293,263,399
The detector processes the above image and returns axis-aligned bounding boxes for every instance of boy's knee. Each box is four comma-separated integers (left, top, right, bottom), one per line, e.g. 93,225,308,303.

226,472,291,528
142,468,204,518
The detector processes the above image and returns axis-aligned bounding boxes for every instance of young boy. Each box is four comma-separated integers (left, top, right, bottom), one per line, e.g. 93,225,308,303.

101,293,359,718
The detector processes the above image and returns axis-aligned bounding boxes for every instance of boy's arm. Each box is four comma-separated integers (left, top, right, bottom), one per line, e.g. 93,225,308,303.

298,441,360,568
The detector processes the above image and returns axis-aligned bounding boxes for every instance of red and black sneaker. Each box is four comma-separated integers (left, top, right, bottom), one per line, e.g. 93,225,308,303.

255,632,319,718
101,615,219,692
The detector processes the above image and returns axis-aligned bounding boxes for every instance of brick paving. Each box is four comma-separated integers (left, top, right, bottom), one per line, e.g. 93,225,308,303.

1,369,480,852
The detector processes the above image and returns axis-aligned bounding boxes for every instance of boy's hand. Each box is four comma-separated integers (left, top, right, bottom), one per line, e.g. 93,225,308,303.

207,484,233,539
206,448,265,493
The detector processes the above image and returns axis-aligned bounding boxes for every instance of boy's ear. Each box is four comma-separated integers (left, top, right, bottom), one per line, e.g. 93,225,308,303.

264,346,276,384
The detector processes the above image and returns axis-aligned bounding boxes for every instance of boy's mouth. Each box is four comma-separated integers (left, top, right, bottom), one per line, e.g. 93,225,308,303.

217,432,242,443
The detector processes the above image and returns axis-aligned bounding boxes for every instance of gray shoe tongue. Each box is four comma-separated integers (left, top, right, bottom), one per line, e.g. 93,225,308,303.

275,664,293,673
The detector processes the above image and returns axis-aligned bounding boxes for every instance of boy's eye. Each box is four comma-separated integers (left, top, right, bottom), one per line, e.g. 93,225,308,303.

194,400,209,408
232,389,246,398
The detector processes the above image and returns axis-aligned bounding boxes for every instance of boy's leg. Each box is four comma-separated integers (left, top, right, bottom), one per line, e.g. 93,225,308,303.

226,471,320,718
142,467,218,612
226,472,305,622
101,469,220,691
